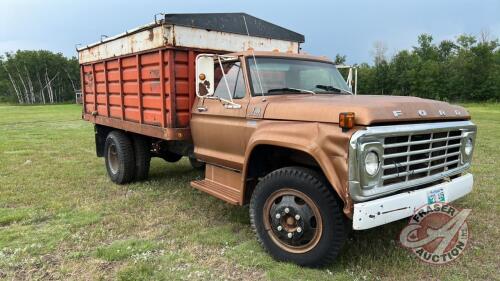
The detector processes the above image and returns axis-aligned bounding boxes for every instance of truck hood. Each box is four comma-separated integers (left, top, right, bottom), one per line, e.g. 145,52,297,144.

262,95,470,125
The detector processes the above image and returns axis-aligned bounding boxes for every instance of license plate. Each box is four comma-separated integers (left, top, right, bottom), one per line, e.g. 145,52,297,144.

427,188,446,204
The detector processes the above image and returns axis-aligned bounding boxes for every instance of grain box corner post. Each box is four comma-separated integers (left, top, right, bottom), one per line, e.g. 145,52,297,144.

77,13,304,141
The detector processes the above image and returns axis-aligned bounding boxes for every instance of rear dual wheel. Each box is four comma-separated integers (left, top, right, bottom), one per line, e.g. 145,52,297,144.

104,131,150,184
132,135,151,181
250,167,347,267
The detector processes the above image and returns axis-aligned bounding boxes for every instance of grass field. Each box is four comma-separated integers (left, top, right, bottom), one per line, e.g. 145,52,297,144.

0,104,498,280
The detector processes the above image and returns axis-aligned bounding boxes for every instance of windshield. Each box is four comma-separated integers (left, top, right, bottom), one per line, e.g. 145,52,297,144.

247,57,352,96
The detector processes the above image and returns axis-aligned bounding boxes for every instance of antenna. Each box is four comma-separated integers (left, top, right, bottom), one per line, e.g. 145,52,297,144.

242,15,266,100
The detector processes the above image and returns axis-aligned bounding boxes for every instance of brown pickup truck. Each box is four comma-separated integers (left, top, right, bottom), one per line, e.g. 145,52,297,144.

78,13,476,266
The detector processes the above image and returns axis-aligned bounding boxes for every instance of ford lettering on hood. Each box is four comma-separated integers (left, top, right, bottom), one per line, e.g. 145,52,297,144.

262,94,470,125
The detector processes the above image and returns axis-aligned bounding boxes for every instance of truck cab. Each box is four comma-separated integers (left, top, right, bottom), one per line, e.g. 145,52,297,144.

189,50,476,265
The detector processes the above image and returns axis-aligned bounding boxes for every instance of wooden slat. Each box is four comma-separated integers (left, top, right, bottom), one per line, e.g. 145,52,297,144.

92,64,97,113
80,65,86,113
118,58,125,120
188,50,195,113
168,50,176,127
136,54,143,124
159,50,166,128
104,61,110,117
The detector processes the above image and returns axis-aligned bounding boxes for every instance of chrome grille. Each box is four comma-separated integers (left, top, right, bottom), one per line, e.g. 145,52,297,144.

381,130,462,186
348,120,476,202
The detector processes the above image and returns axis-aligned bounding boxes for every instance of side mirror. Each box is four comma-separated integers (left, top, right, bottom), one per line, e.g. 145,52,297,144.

196,55,215,97
336,64,358,95
195,54,242,109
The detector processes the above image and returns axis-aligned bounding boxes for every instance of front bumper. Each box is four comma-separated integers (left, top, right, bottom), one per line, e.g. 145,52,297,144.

352,173,473,230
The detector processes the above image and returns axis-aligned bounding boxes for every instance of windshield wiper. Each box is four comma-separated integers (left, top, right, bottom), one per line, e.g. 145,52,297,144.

267,87,316,95
315,84,352,94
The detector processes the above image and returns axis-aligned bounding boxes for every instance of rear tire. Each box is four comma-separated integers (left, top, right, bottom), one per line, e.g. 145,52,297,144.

132,135,151,181
249,167,346,267
104,131,135,184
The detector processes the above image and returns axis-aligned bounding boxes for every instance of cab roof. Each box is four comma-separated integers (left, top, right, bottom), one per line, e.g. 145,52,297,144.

228,51,333,63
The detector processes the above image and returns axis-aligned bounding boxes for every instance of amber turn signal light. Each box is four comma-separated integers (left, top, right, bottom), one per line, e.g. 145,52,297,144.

339,112,355,130
199,73,206,81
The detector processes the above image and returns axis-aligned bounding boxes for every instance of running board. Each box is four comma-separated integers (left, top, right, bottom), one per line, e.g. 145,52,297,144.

190,164,243,205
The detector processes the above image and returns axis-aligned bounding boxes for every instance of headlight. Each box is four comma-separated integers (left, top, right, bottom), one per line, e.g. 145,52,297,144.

464,137,473,155
364,151,380,176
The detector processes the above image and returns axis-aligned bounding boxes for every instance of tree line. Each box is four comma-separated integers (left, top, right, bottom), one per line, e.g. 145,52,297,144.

0,50,79,104
352,33,500,101
0,33,499,104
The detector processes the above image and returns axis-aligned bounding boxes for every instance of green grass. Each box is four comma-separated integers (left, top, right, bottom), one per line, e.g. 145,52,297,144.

95,239,161,261
0,103,498,280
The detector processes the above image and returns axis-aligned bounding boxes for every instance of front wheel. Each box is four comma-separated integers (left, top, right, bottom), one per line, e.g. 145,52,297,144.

249,167,346,267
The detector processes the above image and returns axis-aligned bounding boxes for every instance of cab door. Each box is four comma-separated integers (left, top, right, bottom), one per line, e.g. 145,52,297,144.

190,59,250,171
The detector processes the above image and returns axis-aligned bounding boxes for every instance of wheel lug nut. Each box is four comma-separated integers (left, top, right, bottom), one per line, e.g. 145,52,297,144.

277,225,283,231
295,214,300,220
297,227,302,233
287,232,293,238
284,208,290,214
275,213,281,219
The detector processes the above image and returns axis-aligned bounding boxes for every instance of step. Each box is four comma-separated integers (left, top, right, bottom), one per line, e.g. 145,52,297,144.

191,179,241,205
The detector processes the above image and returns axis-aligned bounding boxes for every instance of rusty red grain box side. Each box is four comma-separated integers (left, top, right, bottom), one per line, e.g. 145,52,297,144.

81,48,201,140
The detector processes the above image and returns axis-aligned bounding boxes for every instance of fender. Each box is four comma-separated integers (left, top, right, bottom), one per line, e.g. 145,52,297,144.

241,120,358,217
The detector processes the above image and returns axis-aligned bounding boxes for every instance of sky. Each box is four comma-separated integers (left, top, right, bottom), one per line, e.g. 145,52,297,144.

1,0,499,64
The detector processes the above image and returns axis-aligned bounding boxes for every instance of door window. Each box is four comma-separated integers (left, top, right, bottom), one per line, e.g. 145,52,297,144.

213,61,246,99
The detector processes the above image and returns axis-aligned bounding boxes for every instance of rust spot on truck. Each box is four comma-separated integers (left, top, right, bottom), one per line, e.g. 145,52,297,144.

149,69,160,79
171,26,176,46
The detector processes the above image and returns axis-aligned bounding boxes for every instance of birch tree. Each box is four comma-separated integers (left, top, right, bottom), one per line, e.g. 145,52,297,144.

0,50,79,104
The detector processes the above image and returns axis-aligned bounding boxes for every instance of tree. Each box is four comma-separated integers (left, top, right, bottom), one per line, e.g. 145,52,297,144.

0,50,79,104
356,33,500,102
372,41,388,66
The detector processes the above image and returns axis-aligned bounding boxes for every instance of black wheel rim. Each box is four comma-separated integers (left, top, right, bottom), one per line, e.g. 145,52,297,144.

263,188,323,253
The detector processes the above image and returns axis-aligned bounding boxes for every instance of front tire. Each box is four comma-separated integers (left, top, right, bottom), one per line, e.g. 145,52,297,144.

104,131,135,184
249,167,346,267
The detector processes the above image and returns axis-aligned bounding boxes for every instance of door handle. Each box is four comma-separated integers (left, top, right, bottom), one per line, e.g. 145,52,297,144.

197,106,207,112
